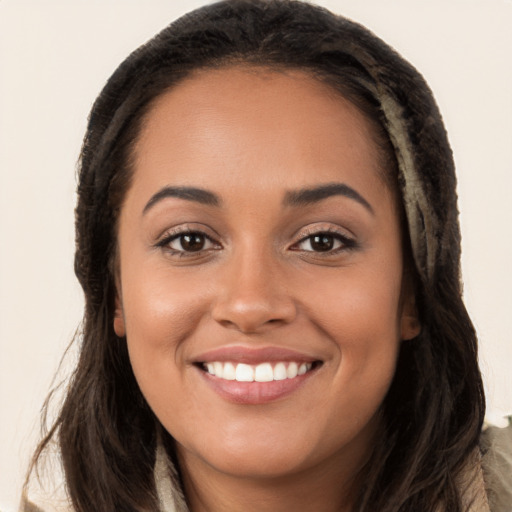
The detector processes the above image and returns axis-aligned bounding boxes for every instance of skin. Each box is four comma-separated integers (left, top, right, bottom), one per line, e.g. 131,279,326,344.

114,67,420,512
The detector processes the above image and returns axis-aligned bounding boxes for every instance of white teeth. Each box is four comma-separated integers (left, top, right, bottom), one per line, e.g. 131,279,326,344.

235,363,254,382
213,361,224,378
223,362,236,380
254,363,274,382
273,362,287,381
203,361,315,381
287,362,298,379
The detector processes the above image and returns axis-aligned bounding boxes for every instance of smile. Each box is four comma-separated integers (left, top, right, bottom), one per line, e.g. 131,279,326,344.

202,361,314,382
194,346,323,404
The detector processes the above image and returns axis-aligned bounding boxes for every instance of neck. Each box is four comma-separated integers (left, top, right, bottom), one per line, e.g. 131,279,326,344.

177,444,367,512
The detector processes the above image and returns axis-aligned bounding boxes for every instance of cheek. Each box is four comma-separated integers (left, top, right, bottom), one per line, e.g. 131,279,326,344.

305,262,403,349
124,277,203,343
303,266,403,413
119,262,211,400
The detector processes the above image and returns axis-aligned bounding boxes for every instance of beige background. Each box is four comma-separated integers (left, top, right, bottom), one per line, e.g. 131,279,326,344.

1,0,511,509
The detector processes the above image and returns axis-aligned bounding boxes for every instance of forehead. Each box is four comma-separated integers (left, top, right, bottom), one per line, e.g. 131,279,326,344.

129,66,392,209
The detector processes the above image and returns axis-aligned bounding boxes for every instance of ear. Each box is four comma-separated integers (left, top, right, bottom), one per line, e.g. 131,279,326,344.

113,292,126,338
400,280,421,341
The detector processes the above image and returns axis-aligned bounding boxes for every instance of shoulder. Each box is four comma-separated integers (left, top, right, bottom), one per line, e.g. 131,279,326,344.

19,499,44,512
19,492,72,512
481,418,512,512
19,465,72,512
19,496,72,512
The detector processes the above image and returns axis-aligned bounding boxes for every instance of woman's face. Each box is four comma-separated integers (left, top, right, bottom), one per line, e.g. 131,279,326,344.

114,67,419,481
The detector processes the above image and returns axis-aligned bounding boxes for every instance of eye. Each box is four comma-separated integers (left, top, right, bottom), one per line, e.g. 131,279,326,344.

158,231,219,254
293,231,355,253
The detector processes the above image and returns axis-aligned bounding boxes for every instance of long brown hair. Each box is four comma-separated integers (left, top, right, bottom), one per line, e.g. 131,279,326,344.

25,1,485,510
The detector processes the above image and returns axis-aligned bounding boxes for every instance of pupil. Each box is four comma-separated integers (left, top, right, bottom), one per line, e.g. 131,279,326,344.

181,233,204,251
311,234,334,251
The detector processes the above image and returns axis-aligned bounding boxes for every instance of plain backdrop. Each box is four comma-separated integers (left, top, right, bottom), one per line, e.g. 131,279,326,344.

1,0,511,509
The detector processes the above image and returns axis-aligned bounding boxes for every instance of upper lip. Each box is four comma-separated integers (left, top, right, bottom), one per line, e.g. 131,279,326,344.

193,345,320,365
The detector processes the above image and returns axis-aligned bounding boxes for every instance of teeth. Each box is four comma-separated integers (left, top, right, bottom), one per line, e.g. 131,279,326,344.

273,362,287,381
203,361,314,382
213,361,224,378
287,362,298,379
223,362,236,380
254,363,273,382
235,363,254,382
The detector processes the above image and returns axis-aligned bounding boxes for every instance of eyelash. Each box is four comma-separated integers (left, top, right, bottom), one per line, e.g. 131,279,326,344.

155,226,357,258
290,228,357,255
155,230,220,257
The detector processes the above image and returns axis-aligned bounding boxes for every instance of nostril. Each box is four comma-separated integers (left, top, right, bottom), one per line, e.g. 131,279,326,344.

211,292,297,333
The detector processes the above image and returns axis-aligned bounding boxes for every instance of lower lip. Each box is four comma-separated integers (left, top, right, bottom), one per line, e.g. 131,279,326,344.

197,366,318,405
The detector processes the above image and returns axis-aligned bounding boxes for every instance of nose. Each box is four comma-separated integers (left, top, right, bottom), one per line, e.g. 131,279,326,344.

211,247,297,334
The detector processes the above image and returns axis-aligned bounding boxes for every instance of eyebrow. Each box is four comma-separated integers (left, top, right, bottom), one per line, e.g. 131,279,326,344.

283,183,374,214
142,182,373,215
143,186,221,214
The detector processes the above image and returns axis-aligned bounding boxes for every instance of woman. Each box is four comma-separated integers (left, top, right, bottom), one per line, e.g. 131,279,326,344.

22,0,511,511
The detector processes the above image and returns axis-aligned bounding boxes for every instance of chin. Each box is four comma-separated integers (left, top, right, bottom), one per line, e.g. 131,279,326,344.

196,444,316,479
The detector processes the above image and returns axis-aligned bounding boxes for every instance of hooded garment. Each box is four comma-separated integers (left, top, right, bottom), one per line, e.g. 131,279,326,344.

151,426,512,512
20,422,512,511
20,1,512,511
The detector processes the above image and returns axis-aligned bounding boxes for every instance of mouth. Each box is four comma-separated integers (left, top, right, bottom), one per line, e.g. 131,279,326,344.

197,360,321,382
193,347,323,404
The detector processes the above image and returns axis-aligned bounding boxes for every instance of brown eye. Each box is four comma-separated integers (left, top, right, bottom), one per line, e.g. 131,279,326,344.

180,233,205,251
166,232,215,252
294,231,355,253
310,234,335,252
